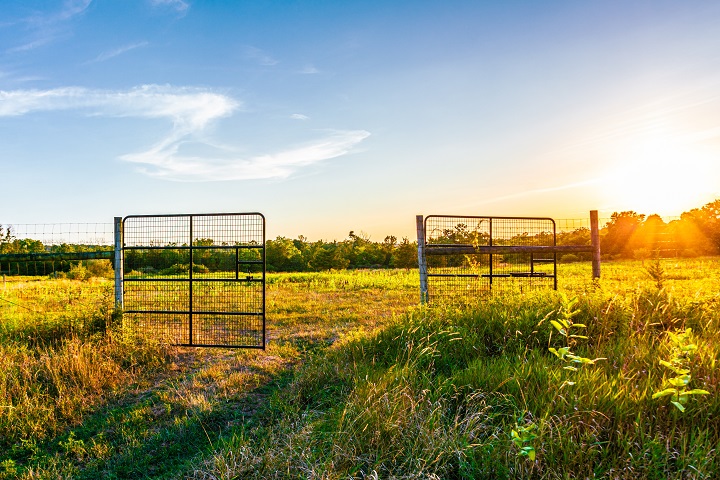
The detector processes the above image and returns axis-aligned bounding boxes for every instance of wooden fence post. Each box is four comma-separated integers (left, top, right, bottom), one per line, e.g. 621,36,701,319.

590,210,601,279
114,216,124,310
416,215,429,304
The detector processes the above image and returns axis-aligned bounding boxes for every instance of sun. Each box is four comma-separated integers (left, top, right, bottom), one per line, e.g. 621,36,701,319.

603,133,719,216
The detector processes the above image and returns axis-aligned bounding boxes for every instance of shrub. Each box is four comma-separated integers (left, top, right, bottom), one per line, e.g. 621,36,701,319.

86,260,114,279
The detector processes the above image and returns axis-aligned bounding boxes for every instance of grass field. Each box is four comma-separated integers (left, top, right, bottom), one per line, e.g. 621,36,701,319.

1,260,719,479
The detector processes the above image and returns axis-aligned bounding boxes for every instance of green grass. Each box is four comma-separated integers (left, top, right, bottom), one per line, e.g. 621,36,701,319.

2,260,720,478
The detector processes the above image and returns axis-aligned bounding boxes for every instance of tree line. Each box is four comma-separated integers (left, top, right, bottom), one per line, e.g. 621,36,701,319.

2,199,720,274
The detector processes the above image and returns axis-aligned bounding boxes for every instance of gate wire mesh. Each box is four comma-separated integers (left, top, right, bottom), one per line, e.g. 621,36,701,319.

122,213,265,348
424,216,556,302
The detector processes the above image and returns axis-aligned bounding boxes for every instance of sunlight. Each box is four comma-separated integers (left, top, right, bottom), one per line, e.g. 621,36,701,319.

603,132,719,216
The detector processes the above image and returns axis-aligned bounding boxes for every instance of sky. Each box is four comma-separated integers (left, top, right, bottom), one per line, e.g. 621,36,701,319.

2,0,720,241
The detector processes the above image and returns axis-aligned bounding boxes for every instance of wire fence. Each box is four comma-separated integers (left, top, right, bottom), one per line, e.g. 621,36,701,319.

1,223,114,246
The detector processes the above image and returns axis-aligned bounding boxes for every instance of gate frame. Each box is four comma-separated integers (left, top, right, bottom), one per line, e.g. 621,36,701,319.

116,212,266,349
416,210,600,304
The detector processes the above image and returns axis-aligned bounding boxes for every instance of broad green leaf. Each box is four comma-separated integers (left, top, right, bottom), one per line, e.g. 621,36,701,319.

549,347,571,359
520,446,536,461
671,401,686,412
571,323,587,328
567,354,595,364
683,389,710,396
669,375,691,387
563,366,578,371
550,320,567,335
652,388,677,399
659,360,690,375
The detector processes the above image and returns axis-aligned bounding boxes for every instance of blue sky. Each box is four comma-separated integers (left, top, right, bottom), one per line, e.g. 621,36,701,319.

2,1,720,240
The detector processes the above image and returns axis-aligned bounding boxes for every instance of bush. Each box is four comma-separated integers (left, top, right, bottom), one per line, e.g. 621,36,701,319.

86,260,114,279
560,254,579,263
65,264,90,281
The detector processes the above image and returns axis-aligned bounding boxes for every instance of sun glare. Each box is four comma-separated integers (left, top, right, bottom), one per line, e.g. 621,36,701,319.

603,133,719,216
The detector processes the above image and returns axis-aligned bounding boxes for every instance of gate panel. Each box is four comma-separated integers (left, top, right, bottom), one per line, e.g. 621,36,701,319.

424,215,556,302
122,213,265,348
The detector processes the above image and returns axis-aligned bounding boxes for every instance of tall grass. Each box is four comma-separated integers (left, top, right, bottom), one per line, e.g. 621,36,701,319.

3,259,720,478
0,278,171,469
192,258,720,479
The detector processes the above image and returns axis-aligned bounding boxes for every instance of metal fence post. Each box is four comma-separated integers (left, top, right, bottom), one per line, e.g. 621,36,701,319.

590,210,601,279
114,216,124,310
416,215,429,304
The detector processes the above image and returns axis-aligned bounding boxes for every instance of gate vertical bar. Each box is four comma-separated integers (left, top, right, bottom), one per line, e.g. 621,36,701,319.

590,210,601,279
262,216,267,350
114,217,124,310
188,215,194,346
416,215,428,304
488,218,493,289
553,219,558,290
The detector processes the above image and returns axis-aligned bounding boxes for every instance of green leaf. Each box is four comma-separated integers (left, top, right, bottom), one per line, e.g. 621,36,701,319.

550,320,567,335
669,375,691,387
520,446,536,461
652,388,677,399
567,354,595,364
569,335,589,339
683,389,710,396
549,347,571,359
571,323,587,328
671,401,686,412
659,360,690,375
563,366,578,371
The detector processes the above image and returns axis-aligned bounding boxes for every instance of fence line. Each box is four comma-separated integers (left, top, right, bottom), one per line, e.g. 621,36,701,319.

2,216,684,245
1,223,114,246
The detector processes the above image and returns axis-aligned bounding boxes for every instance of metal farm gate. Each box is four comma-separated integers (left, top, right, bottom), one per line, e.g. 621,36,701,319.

418,215,559,303
120,213,266,348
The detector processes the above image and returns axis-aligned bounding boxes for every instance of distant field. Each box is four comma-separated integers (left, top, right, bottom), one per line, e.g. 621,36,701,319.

1,259,719,478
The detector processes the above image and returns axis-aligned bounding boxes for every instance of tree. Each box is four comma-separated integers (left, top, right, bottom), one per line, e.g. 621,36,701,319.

393,237,417,268
680,200,720,254
266,236,304,272
601,211,645,257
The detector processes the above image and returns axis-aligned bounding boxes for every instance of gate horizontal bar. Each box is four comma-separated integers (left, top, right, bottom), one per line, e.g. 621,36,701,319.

428,273,555,278
425,244,592,255
123,277,263,283
123,245,262,251
174,343,265,349
125,309,263,315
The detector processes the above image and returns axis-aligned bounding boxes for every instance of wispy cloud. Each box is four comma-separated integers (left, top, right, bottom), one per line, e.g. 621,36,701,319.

457,179,602,210
291,113,309,121
57,0,93,22
242,46,278,66
150,0,190,13
88,41,149,63
299,65,319,74
0,85,371,181
6,0,93,53
121,129,371,181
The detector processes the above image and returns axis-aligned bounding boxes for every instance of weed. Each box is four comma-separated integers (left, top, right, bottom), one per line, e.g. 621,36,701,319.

652,328,710,412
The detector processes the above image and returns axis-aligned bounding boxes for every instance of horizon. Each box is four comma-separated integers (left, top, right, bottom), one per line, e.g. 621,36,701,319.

2,1,720,242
